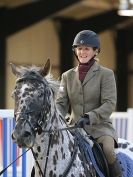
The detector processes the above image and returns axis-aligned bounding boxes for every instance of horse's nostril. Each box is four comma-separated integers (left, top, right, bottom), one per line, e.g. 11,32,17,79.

23,131,31,137
12,133,16,140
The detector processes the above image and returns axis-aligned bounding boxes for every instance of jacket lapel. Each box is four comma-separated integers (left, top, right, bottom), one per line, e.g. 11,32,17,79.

82,62,100,86
72,67,82,86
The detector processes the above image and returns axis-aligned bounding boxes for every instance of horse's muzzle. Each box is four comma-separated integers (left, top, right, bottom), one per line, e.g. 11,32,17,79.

12,129,35,148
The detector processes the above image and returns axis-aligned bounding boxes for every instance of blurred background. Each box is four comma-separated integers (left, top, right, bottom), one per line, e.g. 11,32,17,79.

1,1,133,176
0,0,133,111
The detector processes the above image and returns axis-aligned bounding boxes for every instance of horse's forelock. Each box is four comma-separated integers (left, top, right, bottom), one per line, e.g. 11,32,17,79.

19,66,42,76
17,65,59,97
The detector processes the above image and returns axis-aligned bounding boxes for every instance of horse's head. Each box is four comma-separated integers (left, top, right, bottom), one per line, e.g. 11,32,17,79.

11,59,58,148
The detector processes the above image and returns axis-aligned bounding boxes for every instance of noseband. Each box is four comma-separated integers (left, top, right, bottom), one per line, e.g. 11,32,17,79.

13,76,81,177
15,109,44,135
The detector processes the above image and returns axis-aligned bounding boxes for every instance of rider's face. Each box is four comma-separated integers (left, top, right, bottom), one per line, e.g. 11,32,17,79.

75,45,97,63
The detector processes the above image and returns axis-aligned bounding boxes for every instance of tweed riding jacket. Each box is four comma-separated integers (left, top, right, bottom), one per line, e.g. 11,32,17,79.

56,61,118,142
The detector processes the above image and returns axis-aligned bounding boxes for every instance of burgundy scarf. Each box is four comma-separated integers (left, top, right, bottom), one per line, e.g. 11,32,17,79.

78,58,95,83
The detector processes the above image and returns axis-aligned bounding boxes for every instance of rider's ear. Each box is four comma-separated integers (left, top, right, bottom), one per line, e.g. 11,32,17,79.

10,63,21,77
40,59,51,77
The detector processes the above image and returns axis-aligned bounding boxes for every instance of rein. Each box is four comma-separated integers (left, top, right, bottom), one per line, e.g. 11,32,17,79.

15,109,45,135
31,148,44,177
12,77,91,176
42,125,79,133
0,148,30,176
30,125,79,177
13,77,80,176
15,108,79,177
0,125,79,177
15,108,79,134
15,107,81,177
39,127,79,177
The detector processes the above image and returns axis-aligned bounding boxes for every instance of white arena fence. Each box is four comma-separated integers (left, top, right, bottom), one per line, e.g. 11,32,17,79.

0,110,33,177
0,108,133,177
111,108,133,142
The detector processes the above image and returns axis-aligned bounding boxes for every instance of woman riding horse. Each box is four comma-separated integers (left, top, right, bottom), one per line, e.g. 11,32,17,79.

56,30,122,177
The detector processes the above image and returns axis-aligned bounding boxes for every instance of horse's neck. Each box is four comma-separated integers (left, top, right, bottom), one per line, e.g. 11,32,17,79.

33,107,75,175
34,110,74,153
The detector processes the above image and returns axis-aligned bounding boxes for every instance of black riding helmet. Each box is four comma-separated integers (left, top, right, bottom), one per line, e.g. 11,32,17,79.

72,30,100,52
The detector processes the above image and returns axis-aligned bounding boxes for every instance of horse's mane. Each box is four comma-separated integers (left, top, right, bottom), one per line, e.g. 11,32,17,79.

45,74,60,96
17,65,60,97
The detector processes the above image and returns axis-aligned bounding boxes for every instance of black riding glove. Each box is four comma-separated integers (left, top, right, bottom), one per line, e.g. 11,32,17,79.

77,115,90,128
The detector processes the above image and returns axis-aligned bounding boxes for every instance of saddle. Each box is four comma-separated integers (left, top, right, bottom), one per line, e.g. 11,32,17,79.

31,131,110,177
74,131,110,177
90,136,110,177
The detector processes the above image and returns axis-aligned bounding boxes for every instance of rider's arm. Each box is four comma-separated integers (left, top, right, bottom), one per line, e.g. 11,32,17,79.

56,73,69,118
85,69,117,125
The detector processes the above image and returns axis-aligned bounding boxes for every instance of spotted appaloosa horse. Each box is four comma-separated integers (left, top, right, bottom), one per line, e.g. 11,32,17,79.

11,60,133,177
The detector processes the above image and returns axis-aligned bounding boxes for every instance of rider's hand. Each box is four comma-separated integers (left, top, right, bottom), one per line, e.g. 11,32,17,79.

76,115,90,128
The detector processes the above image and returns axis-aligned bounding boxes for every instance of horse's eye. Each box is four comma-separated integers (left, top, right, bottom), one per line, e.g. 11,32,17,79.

38,92,43,97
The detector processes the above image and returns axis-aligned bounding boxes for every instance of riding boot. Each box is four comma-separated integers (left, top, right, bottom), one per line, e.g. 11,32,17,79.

109,159,123,177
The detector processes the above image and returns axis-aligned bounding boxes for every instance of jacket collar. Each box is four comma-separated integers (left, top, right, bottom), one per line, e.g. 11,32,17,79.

72,61,100,85
73,61,100,72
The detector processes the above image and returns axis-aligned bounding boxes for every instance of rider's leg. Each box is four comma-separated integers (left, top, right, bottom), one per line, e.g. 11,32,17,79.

97,135,123,177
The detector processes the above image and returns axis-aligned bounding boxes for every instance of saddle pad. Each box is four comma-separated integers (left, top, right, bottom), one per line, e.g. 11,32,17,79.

117,152,133,177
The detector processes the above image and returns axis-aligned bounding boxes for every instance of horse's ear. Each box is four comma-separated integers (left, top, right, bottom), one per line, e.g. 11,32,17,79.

40,59,51,77
10,63,21,77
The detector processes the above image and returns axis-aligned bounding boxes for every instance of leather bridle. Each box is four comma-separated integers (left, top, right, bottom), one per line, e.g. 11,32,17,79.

14,108,45,135
12,76,81,177
14,76,50,135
